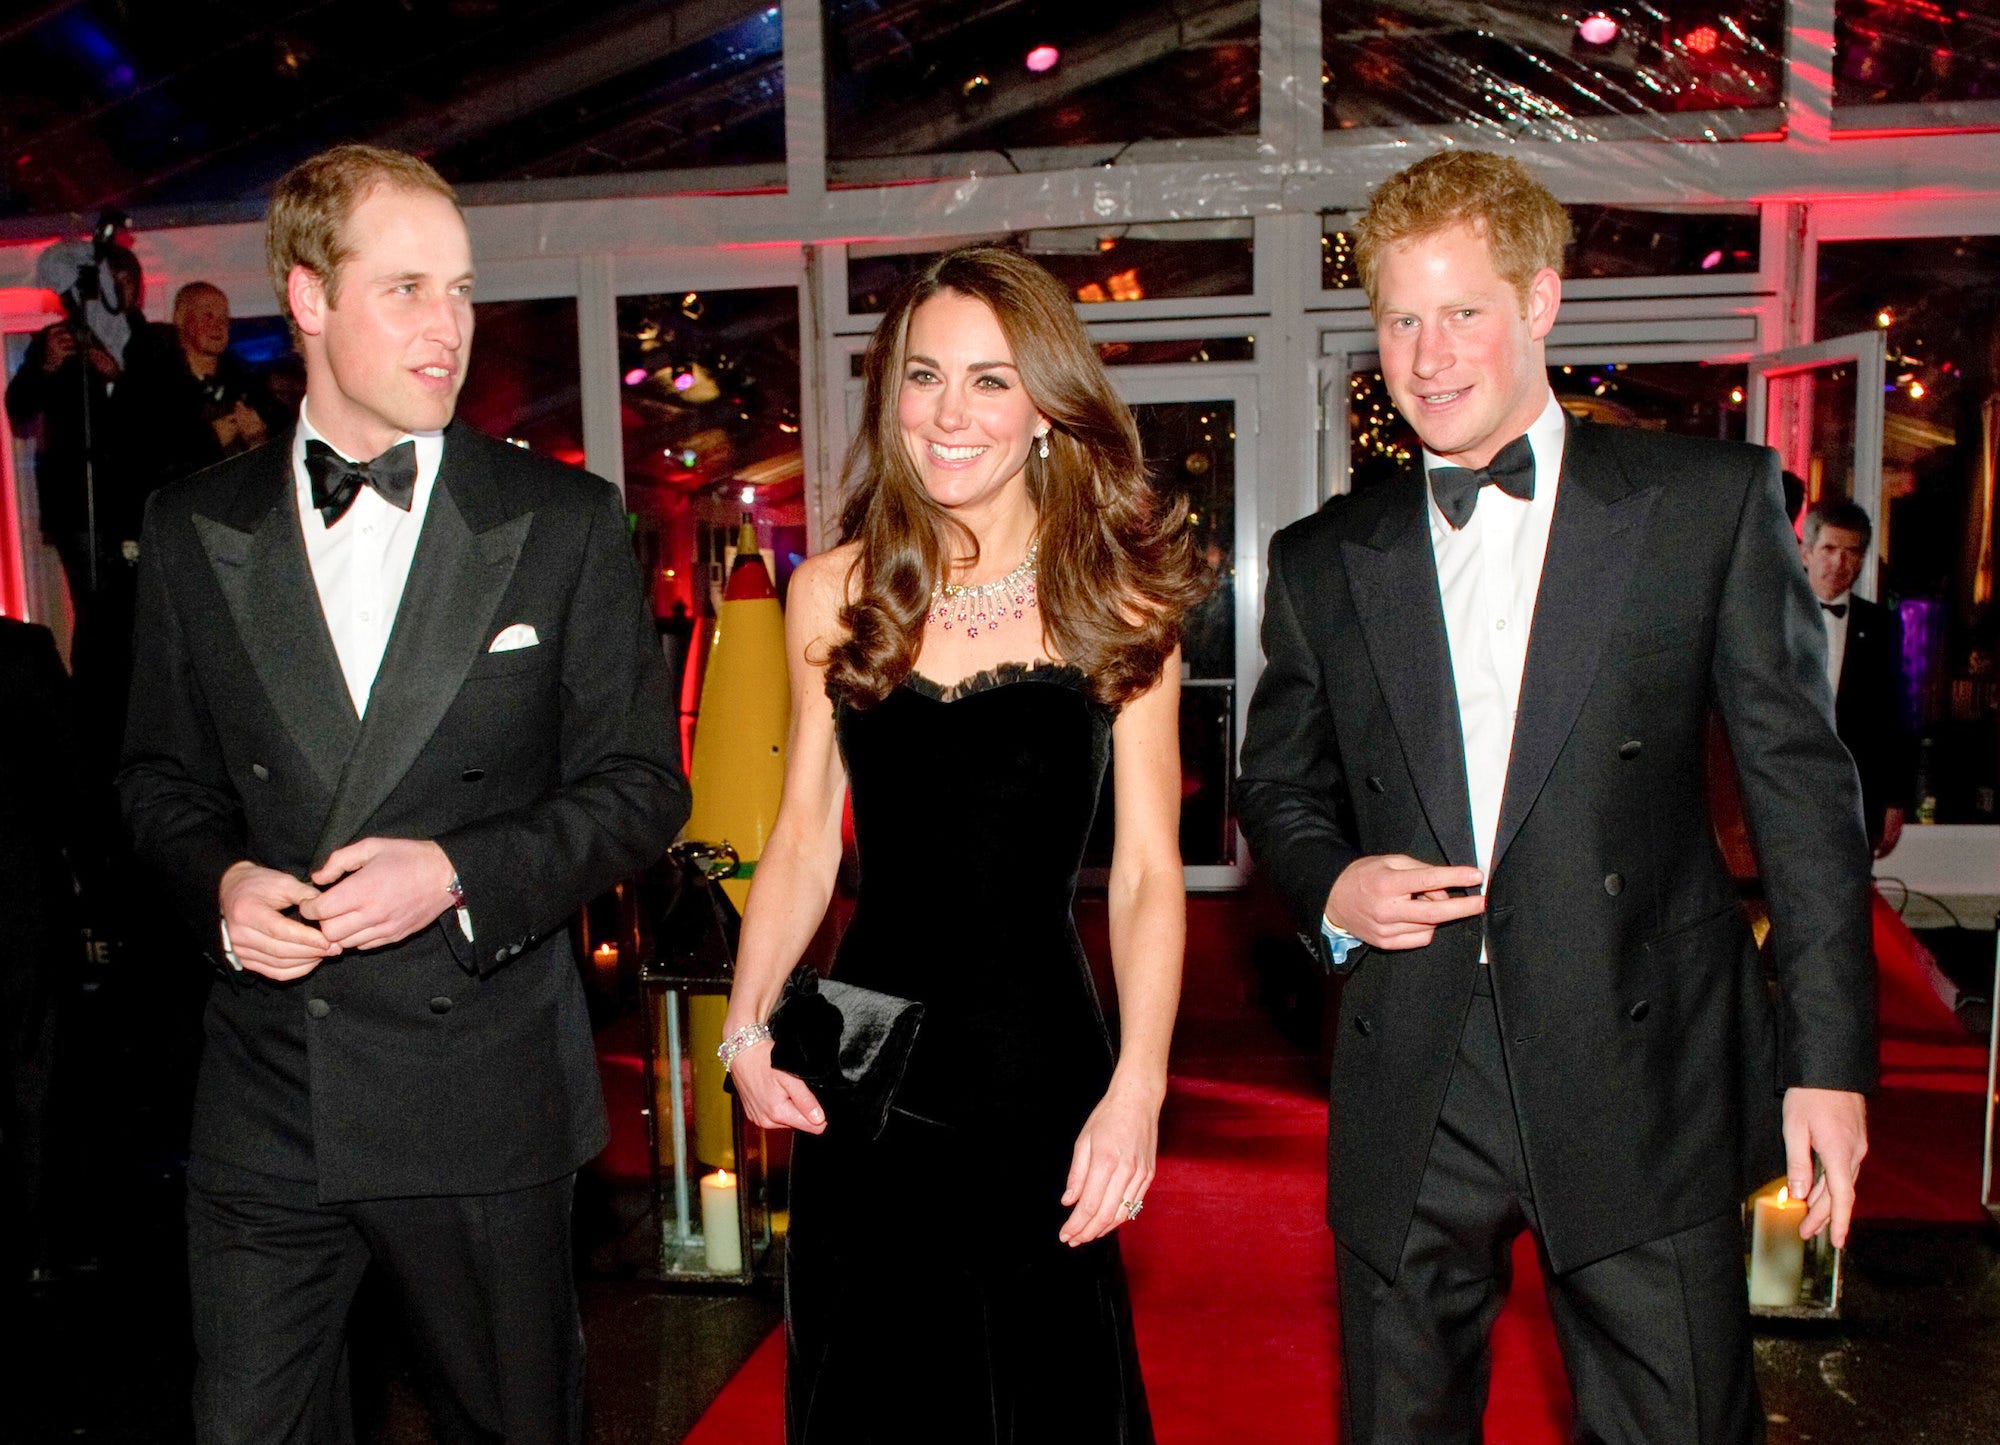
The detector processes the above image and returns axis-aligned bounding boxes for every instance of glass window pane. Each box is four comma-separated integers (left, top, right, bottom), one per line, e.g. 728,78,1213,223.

1567,204,1760,279
1761,360,1862,507
1818,235,2000,823
1323,206,1760,292
617,286,803,730
0,2,783,220
824,0,1259,186
1836,0,2000,107
847,223,1255,316
1081,397,1240,871
457,298,585,466
1095,337,1256,366
1345,361,1748,494
1323,2,1785,138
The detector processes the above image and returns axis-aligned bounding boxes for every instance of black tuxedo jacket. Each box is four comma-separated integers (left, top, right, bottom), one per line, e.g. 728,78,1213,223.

1833,594,1912,841
0,619,89,965
1238,421,1876,1278
119,423,688,1202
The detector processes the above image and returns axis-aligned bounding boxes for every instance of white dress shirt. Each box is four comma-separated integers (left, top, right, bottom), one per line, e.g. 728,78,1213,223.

1425,391,1569,884
292,409,472,941
1818,590,1851,698
293,406,445,716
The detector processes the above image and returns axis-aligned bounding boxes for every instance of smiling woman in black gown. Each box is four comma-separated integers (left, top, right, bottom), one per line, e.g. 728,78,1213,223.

720,247,1207,1444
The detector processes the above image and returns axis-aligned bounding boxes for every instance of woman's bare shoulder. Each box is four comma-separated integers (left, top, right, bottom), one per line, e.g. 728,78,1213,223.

788,544,864,654
792,543,863,604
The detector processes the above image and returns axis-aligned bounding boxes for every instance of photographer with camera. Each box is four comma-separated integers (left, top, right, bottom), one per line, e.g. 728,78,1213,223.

5,244,147,617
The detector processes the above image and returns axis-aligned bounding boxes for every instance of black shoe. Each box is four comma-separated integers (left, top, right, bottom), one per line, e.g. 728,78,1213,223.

1955,995,1993,1041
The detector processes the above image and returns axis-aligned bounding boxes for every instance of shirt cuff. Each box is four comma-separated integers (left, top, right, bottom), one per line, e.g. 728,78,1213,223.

1320,915,1362,972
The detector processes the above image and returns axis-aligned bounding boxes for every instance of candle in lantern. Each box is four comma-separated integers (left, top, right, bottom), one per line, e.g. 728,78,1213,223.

1747,1181,1808,1308
592,942,619,981
701,1168,743,1273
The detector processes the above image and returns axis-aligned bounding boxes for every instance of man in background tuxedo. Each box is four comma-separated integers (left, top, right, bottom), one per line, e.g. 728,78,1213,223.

1239,151,1874,1442
0,618,99,1286
119,145,687,1443
132,281,283,487
1800,500,1912,856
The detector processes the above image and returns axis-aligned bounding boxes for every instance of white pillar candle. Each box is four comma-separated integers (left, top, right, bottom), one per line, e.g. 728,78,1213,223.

701,1168,743,1274
1747,1183,1808,1308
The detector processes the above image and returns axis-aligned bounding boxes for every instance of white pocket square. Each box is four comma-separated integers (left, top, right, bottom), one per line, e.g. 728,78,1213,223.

488,623,540,653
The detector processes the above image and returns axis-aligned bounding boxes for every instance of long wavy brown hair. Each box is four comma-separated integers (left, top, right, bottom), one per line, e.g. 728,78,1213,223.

825,246,1207,710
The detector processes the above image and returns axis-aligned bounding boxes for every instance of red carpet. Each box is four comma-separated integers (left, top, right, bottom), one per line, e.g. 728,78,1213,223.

669,892,1988,1442
681,1028,1572,1445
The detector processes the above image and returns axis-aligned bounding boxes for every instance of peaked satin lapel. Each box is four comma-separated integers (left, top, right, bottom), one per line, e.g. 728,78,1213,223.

312,440,532,864
1341,481,1477,869
1491,422,1658,870
194,451,358,795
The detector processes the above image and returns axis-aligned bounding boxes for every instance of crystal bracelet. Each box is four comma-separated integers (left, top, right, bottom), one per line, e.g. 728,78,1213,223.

716,1022,773,1070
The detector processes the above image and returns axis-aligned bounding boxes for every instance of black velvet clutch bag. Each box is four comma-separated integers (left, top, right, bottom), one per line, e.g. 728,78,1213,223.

767,963,924,1139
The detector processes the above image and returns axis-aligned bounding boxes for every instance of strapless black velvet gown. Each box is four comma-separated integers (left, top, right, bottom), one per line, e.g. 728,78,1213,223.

785,662,1154,1445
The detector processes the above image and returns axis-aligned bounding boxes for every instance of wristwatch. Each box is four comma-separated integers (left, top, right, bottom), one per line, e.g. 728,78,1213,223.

446,872,467,909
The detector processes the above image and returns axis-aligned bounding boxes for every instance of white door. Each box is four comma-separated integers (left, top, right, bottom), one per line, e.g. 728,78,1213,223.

1746,330,1889,595
1111,365,1260,890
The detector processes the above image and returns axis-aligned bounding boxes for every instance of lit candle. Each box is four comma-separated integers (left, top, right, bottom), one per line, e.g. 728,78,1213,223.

1747,1182,1808,1308
592,942,618,980
701,1169,742,1273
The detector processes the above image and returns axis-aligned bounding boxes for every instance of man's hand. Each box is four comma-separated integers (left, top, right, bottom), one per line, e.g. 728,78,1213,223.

84,338,120,380
1874,807,1905,860
231,400,268,449
219,860,337,980
300,837,457,951
1783,1086,1868,1247
1326,853,1486,950
41,326,76,372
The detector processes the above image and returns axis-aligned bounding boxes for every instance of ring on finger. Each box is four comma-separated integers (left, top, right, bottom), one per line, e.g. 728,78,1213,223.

1120,1198,1144,1222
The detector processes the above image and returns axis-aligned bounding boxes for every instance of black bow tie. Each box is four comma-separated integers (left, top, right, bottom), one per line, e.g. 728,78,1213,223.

1428,434,1536,530
304,439,417,526
1821,601,1848,618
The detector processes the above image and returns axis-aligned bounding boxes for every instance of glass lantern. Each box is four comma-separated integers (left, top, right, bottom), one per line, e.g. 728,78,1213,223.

637,840,775,1286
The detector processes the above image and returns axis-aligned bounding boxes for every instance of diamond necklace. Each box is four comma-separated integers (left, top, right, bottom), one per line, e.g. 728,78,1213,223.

928,540,1039,639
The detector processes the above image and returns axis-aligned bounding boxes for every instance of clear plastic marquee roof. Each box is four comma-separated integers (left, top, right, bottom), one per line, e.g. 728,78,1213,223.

0,1,1995,228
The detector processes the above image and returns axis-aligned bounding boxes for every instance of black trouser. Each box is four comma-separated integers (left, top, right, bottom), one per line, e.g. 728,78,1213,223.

1,959,58,1272
185,1156,584,1445
1336,973,1761,1444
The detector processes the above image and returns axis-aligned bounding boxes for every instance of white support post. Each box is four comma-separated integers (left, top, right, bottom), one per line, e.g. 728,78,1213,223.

782,0,826,207
576,254,624,496
1785,0,1838,149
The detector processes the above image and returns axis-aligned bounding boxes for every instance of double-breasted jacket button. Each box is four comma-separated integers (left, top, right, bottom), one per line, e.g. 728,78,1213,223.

251,762,270,781
1603,873,1625,896
305,998,332,1019
1354,1015,1373,1037
1628,1000,1650,1022
494,948,510,964
1618,739,1642,761
1365,775,1387,794
428,996,454,1015
461,767,486,782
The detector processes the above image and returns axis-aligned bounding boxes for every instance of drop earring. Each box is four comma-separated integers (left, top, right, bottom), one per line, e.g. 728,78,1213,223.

1037,429,1050,460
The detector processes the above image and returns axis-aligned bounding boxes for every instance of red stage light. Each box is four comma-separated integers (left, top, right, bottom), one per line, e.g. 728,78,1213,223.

1577,14,1619,46
1683,25,1719,55
1025,44,1060,73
